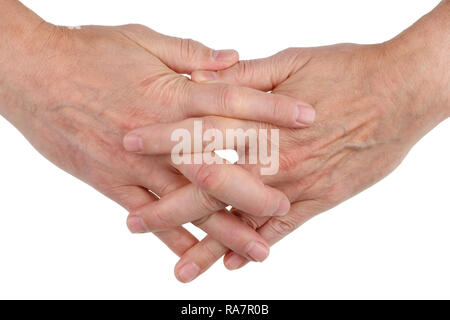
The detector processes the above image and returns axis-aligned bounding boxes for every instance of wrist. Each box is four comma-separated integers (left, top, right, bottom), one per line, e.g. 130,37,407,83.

0,0,47,58
0,1,54,125
383,1,449,125
408,0,449,120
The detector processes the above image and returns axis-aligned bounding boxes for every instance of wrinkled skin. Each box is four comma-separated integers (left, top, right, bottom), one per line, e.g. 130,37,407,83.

1,23,220,255
129,1,449,280
0,18,312,262
1,0,448,283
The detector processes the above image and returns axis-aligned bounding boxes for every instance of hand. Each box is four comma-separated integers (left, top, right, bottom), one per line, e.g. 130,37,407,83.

0,4,316,274
127,1,449,281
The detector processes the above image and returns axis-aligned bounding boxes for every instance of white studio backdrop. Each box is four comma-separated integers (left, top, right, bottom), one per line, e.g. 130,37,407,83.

0,0,448,299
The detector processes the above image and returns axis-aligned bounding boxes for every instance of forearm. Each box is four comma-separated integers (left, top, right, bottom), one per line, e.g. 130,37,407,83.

0,0,51,125
405,0,449,118
0,0,46,66
428,0,450,118
384,0,449,133
0,0,43,32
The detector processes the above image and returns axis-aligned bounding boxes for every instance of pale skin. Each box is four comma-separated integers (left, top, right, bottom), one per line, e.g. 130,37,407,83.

125,0,449,282
1,0,449,283
0,0,318,269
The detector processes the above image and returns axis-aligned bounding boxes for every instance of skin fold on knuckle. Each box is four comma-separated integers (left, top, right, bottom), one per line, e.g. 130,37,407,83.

235,60,252,83
195,241,222,267
267,216,298,238
134,205,172,232
194,188,225,214
194,164,225,193
233,212,261,230
179,38,199,64
175,79,195,117
192,213,214,229
265,94,286,123
216,85,240,116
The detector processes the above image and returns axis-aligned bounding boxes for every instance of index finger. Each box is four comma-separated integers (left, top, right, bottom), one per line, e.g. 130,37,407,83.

181,82,315,128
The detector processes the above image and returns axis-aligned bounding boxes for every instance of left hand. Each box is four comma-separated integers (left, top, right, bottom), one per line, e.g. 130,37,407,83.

0,17,313,281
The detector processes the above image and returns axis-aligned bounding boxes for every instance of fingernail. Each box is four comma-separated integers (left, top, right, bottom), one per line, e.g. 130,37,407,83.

127,216,147,233
212,49,238,62
194,71,218,82
123,135,143,152
177,263,201,283
296,104,316,126
274,199,290,216
246,241,269,262
225,253,247,270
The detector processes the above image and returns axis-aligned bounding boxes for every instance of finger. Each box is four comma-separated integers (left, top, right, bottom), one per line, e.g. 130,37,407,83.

128,186,273,282
108,185,199,257
175,162,291,218
123,120,290,186
174,212,269,282
194,210,269,263
174,235,227,283
223,200,319,270
120,25,239,73
175,210,270,283
124,87,314,154
123,116,258,155
105,185,157,212
159,37,238,74
153,227,199,257
181,82,315,128
128,184,225,232
172,200,318,277
191,49,305,90
127,165,289,232
129,155,190,197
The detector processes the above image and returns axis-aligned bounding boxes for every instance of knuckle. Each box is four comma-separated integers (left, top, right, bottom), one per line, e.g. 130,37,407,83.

267,216,298,236
175,79,193,116
277,47,300,63
194,164,224,192
122,23,146,32
277,47,310,70
266,94,282,121
278,148,310,172
180,38,198,62
199,240,222,263
134,206,170,232
235,213,260,230
192,213,214,228
281,47,298,56
181,82,201,114
235,60,252,81
195,188,224,213
120,24,153,38
216,85,239,115
157,181,179,197
151,207,173,230
278,151,299,172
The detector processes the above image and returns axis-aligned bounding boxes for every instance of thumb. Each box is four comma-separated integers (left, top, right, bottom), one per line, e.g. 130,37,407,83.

192,48,302,91
158,35,239,74
119,24,239,74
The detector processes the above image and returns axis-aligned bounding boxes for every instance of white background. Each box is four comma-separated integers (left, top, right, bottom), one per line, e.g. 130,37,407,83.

0,0,448,299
